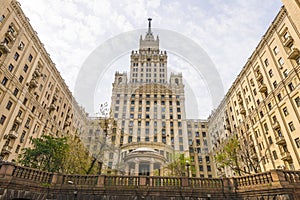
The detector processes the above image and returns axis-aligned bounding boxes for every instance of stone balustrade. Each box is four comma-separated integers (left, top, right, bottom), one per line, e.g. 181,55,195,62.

0,162,300,200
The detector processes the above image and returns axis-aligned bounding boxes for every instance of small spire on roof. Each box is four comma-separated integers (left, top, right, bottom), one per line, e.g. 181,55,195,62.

147,18,152,33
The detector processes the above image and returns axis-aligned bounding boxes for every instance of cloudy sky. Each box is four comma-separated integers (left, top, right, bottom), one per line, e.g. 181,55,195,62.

18,0,282,119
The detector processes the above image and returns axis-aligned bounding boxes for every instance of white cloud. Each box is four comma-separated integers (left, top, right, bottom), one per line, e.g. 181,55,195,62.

18,0,282,118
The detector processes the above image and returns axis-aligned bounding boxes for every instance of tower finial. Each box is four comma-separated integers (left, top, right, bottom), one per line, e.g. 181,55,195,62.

147,18,152,33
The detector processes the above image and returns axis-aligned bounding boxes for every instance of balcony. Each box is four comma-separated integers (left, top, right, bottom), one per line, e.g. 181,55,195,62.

288,48,300,60
258,83,267,93
1,145,12,154
283,36,294,48
249,140,254,147
8,130,18,139
256,73,263,81
0,42,11,53
5,31,16,41
281,152,292,161
49,104,56,111
272,121,280,130
53,93,58,101
238,98,243,105
33,68,42,77
240,107,246,115
275,135,286,145
15,116,23,124
28,79,38,89
225,124,231,131
251,152,258,160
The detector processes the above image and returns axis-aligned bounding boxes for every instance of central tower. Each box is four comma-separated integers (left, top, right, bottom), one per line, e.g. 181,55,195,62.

130,18,167,84
106,19,188,176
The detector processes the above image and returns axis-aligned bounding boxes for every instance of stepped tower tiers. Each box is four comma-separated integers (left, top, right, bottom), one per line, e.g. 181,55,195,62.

130,18,167,84
106,19,189,176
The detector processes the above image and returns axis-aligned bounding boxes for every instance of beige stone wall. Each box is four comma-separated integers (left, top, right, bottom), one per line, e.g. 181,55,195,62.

0,0,87,161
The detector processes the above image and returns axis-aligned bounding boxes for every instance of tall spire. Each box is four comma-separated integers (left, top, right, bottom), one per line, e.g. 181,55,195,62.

147,18,152,34
140,18,158,50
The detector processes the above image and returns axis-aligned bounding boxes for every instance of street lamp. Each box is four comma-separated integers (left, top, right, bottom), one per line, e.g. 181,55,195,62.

67,180,78,200
185,160,190,177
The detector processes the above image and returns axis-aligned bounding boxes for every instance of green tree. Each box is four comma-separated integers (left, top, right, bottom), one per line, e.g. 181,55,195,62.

63,136,99,175
18,135,68,173
165,154,194,177
215,136,266,176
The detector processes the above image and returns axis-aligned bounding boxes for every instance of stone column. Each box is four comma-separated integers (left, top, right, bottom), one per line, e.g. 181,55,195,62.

135,162,139,176
125,164,129,175
150,162,154,176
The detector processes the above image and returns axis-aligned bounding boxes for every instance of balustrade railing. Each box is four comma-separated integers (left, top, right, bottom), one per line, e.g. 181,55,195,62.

12,165,52,183
149,176,181,187
62,174,98,185
104,175,140,186
234,171,272,187
1,162,299,191
189,178,223,188
283,170,300,183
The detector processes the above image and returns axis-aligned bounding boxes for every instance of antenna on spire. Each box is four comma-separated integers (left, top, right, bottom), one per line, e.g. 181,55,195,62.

147,18,152,33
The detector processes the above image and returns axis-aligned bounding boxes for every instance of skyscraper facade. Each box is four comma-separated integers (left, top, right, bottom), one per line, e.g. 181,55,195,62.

106,19,190,176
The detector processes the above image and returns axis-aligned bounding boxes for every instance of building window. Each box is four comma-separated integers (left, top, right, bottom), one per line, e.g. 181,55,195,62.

277,93,282,101
8,64,14,72
268,136,273,145
23,98,28,105
28,54,33,62
273,46,279,55
268,69,273,78
13,88,19,96
0,15,5,22
295,97,300,107
6,101,12,110
15,145,21,153
273,81,277,89
288,122,295,131
207,165,211,172
1,77,8,86
253,89,257,95
23,64,28,72
264,58,269,66
179,145,183,151
272,151,278,160
283,32,290,40
264,123,268,131
268,103,272,110
283,107,289,116
278,57,284,66
295,138,300,148
14,52,19,61
283,70,288,78
288,83,294,92
0,115,7,125
18,75,24,83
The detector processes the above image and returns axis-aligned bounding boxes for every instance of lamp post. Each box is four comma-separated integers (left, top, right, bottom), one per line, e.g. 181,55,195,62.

67,180,78,200
185,160,190,178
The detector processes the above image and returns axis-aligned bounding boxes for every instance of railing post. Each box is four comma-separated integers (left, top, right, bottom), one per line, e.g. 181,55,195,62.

0,162,15,178
181,177,189,187
139,176,147,186
223,178,235,192
270,170,289,187
97,175,105,187
51,173,63,186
